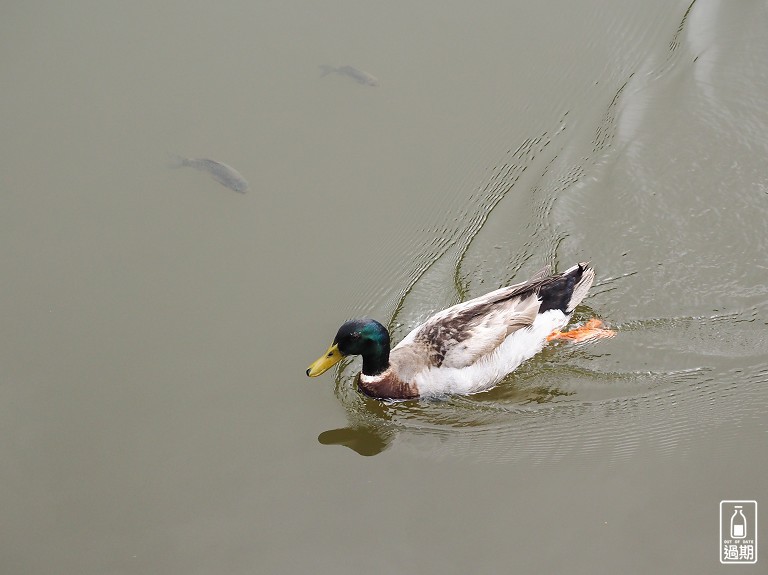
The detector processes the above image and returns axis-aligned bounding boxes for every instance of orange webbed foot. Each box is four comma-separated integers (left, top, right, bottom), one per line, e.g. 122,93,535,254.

547,318,616,343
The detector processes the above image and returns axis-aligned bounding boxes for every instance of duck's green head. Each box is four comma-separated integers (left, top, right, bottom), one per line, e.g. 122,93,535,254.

307,319,391,377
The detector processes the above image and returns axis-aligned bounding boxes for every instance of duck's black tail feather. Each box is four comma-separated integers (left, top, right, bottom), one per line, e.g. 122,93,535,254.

537,262,595,314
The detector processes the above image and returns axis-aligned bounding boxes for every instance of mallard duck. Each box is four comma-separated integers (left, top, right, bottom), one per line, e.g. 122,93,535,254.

307,262,614,400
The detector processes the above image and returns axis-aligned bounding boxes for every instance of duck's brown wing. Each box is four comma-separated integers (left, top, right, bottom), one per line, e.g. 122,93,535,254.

394,263,594,371
414,290,540,369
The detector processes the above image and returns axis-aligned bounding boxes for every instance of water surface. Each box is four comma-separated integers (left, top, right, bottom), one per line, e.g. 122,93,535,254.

0,1,766,573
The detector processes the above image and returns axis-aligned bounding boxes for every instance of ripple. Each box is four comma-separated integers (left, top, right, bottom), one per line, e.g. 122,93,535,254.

318,0,768,464
321,264,768,460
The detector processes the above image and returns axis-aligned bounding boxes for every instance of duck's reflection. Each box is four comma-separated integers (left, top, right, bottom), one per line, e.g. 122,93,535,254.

317,367,577,456
317,425,393,456
318,376,399,455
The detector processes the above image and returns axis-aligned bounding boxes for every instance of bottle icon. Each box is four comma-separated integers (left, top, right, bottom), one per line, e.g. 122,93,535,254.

730,506,747,539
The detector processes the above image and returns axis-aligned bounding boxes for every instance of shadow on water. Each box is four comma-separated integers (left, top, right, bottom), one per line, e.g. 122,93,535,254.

318,389,398,456
318,426,393,457
317,381,577,457
318,350,765,464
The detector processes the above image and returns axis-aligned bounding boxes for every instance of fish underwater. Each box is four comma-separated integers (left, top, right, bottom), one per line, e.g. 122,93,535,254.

319,65,379,87
170,156,249,193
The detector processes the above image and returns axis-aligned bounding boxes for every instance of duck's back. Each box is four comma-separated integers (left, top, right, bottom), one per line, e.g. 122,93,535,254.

390,262,595,397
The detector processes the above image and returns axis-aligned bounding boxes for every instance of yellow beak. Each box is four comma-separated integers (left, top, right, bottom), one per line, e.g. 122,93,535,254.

306,343,344,377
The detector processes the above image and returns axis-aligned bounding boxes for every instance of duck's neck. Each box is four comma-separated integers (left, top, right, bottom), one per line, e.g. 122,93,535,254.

361,342,390,376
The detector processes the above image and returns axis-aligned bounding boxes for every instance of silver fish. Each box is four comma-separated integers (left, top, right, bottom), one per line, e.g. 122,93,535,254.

171,156,249,193
319,65,379,87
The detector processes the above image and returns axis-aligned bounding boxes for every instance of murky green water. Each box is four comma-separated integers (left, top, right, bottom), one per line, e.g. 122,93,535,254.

1,1,766,573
